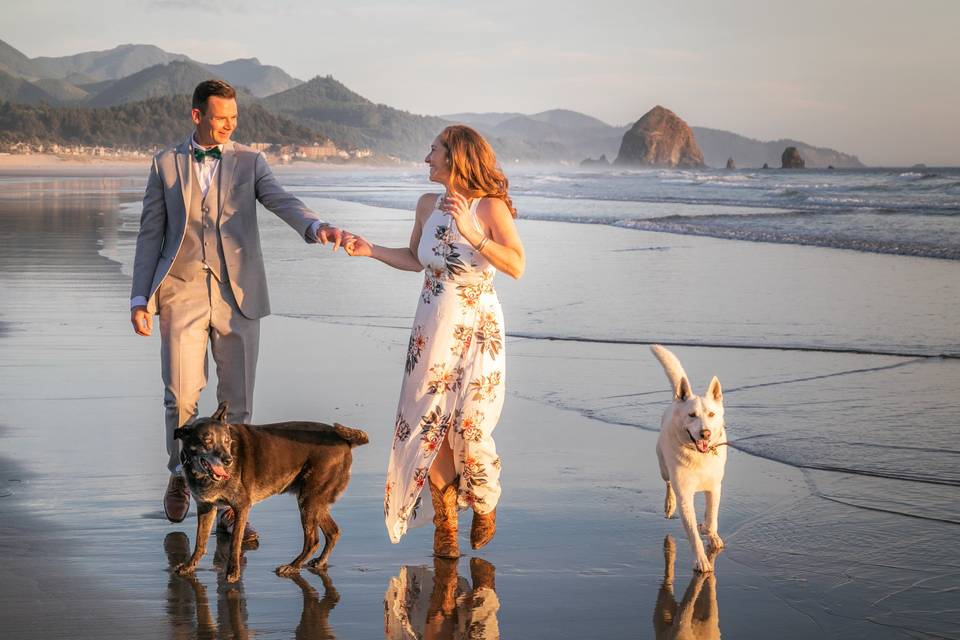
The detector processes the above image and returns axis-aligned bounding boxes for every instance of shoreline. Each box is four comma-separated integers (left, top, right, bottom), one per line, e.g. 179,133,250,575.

0,173,957,637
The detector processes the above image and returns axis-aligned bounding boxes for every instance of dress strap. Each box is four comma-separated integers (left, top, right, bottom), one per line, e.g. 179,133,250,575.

468,198,485,235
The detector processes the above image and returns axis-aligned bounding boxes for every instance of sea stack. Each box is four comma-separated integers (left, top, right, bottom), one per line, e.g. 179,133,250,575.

781,146,805,169
614,105,705,168
580,154,610,167
725,157,736,169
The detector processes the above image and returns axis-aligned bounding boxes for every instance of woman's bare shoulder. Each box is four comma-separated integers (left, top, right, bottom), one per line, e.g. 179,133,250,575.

477,196,511,221
415,192,441,219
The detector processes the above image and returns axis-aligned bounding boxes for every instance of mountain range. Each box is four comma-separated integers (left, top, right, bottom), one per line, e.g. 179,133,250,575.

0,38,865,167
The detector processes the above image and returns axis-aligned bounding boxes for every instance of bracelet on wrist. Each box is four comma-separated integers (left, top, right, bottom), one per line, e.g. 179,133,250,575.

474,236,490,253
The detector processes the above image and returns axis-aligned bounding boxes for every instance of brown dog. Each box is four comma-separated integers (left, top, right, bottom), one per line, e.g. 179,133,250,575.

172,402,368,582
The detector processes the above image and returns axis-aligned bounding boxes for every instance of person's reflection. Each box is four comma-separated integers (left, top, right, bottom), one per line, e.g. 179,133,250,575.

653,535,721,640
164,532,339,639
384,557,500,640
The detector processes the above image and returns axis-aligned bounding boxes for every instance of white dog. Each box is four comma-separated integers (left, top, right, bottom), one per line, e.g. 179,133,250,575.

651,345,727,573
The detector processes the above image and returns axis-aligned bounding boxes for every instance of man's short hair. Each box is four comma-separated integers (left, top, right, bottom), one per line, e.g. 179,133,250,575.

192,80,237,113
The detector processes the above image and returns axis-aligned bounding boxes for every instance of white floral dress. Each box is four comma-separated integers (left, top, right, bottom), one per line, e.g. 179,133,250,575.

385,196,505,544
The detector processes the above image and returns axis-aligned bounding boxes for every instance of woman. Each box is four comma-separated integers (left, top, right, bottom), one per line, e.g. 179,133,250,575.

344,125,525,557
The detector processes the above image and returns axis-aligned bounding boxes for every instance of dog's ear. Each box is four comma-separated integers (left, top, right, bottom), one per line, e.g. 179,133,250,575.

676,376,692,401
173,426,189,441
706,376,723,403
211,401,229,423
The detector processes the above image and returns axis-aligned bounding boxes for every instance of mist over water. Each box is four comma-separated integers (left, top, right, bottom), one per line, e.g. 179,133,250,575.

276,166,960,260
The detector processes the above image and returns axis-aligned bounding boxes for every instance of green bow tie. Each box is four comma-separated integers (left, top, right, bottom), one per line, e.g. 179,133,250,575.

193,147,222,162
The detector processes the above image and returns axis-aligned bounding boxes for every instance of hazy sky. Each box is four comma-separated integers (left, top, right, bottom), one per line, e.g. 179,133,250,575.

6,0,958,165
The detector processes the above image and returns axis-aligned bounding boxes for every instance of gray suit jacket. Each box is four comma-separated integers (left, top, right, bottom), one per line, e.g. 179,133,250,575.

131,136,323,320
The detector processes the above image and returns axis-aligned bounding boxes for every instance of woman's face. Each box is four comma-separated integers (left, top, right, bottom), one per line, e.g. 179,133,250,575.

425,136,451,185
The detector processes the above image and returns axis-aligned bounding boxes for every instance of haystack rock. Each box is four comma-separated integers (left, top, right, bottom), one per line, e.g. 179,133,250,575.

781,146,805,169
725,157,736,169
580,154,610,167
614,105,705,168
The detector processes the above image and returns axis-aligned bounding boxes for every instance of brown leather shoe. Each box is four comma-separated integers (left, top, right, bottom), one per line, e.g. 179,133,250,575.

430,478,460,558
470,507,496,550
163,474,190,523
217,507,259,544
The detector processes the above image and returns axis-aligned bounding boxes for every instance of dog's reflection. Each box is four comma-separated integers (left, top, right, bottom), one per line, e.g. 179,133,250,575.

653,535,721,640
165,532,339,639
384,557,500,640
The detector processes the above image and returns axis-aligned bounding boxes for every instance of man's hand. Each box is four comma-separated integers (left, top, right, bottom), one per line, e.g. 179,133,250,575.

317,226,345,251
131,306,152,336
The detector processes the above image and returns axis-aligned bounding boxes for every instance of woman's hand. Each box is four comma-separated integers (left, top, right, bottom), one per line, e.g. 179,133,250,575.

440,191,484,247
343,233,373,257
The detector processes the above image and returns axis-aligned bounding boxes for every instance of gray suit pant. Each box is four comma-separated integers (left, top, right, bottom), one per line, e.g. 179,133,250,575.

157,270,259,473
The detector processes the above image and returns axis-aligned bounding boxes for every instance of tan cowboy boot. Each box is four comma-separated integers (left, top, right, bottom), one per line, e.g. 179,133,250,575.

470,508,496,550
430,478,460,558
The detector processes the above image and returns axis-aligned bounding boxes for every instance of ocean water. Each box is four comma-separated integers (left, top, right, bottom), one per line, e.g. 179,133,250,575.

237,165,960,528
2,167,958,636
275,166,960,260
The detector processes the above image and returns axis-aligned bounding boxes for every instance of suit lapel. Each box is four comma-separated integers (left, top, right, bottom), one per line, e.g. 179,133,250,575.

218,140,239,215
175,137,193,216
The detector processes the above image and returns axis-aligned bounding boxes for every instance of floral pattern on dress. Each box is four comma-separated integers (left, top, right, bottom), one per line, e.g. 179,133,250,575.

420,407,453,455
474,311,502,359
432,224,467,277
469,371,502,402
460,456,490,508
405,327,427,374
393,413,412,449
426,363,464,394
455,408,486,443
421,267,445,303
451,324,473,356
385,197,506,544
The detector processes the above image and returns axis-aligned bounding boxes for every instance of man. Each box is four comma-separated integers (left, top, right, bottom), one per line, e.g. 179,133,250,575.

130,80,343,540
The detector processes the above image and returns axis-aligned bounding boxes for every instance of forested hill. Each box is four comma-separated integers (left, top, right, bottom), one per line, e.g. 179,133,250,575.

0,95,329,148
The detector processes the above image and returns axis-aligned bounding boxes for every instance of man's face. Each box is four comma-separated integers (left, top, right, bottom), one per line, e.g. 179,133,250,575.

192,96,238,146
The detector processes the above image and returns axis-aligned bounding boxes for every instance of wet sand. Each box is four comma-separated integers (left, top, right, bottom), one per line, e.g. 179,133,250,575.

1,172,958,638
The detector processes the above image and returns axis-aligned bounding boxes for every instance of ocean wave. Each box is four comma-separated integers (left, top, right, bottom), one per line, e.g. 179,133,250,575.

615,217,960,260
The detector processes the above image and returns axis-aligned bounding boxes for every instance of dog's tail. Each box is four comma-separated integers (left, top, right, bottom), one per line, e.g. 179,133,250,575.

333,423,370,447
650,344,693,401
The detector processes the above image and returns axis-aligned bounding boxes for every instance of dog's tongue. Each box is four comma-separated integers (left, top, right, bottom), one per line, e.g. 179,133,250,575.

209,463,229,480
696,440,709,453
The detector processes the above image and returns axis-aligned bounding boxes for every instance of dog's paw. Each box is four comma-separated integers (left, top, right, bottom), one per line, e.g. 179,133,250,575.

173,562,197,576
306,558,328,570
275,564,301,577
708,533,725,551
225,567,242,583
693,555,714,574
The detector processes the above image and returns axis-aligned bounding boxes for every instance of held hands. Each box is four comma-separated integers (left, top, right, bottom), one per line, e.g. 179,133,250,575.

343,233,373,257
316,225,346,251
131,306,152,336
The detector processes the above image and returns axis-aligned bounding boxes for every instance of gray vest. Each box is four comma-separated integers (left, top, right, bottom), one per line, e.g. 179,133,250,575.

168,165,227,282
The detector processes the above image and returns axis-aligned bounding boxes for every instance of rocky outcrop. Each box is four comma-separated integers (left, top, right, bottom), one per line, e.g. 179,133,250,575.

781,146,805,169
580,154,610,167
725,157,736,169
614,106,705,168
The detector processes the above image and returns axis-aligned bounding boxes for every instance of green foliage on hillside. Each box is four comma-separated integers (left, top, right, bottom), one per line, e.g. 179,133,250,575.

0,95,328,148
261,75,449,157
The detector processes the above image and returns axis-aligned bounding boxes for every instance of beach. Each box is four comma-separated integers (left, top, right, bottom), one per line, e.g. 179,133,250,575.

1,167,958,639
